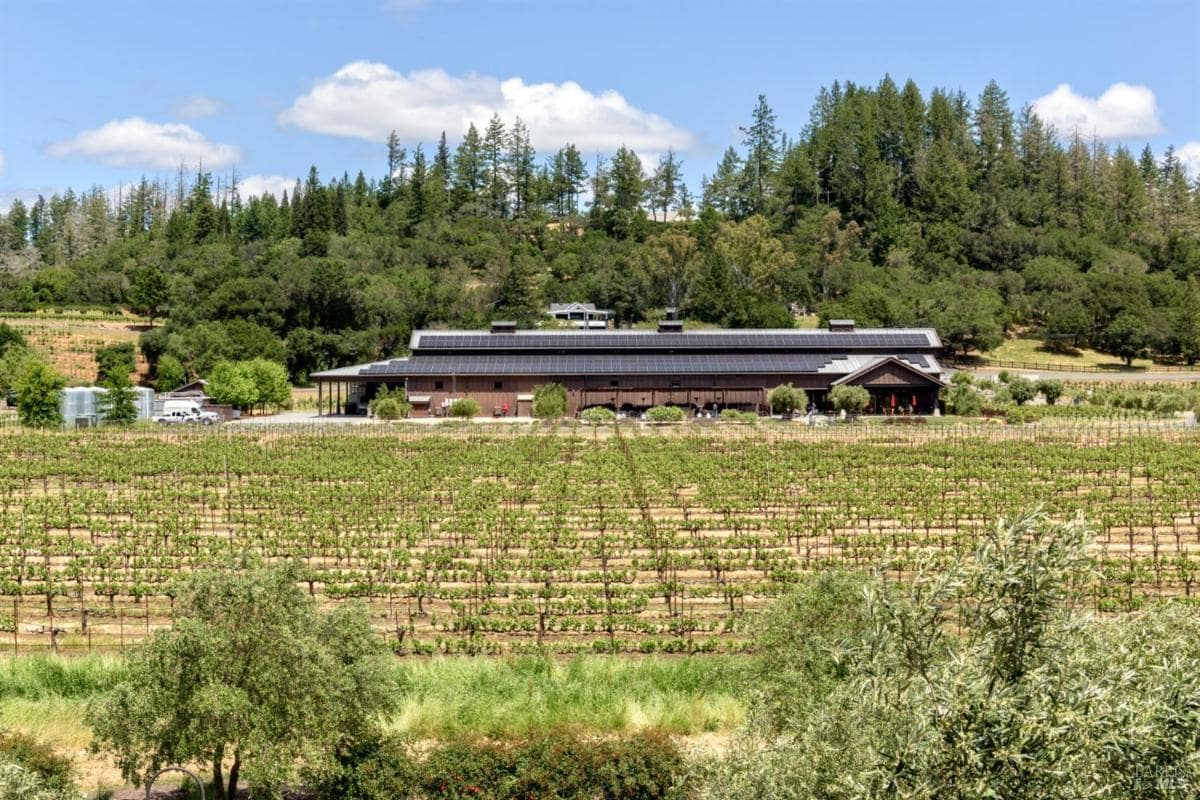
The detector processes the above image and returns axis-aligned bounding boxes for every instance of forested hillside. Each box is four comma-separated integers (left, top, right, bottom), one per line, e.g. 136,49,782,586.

2,77,1199,384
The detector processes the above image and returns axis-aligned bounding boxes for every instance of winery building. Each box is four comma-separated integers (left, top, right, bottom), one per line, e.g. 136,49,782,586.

311,320,946,417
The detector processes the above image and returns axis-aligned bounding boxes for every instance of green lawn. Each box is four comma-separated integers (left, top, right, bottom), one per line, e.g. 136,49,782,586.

984,336,1155,369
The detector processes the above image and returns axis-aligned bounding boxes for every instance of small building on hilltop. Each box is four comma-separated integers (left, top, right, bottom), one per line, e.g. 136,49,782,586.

312,320,945,417
547,302,612,329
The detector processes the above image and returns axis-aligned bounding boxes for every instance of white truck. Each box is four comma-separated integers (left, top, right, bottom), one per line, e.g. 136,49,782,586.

153,400,221,425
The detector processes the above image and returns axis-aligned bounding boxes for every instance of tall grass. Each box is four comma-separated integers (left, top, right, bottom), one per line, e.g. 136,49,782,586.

0,655,123,700
0,654,747,741
389,655,747,738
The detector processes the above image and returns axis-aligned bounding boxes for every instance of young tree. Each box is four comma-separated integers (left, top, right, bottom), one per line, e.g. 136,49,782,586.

531,382,568,418
206,361,259,412
245,358,291,413
1036,378,1065,406
99,370,139,424
14,362,65,427
87,561,396,800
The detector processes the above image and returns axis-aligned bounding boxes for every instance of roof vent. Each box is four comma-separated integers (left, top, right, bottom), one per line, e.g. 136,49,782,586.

490,321,517,334
829,319,856,332
658,320,684,333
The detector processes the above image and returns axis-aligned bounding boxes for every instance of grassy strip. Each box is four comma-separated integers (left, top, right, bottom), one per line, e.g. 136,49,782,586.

0,654,747,742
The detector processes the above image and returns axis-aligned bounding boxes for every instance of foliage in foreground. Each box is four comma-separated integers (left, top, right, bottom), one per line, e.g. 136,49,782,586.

699,509,1200,799
311,729,682,800
0,730,75,799
87,561,398,800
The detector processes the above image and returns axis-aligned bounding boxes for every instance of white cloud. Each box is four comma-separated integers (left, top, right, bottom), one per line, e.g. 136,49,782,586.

1177,142,1200,181
1032,82,1162,140
48,117,241,169
279,62,697,154
0,150,6,175
238,174,294,200
174,95,225,120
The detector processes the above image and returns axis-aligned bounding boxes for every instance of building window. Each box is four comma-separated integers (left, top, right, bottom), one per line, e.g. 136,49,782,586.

434,381,444,390
670,381,681,389
610,380,619,387
494,381,503,390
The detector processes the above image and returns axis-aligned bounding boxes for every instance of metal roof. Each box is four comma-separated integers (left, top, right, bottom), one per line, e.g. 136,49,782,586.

342,353,941,378
410,328,941,351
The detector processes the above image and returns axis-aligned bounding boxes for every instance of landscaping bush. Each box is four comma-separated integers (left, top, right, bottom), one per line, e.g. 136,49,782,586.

719,409,758,423
645,405,685,423
315,731,682,800
580,406,616,424
829,384,870,415
449,397,481,418
369,386,411,420
531,382,569,418
940,382,983,416
767,383,806,415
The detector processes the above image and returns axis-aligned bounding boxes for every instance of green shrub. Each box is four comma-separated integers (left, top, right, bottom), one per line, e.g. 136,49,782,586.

94,342,136,383
829,384,870,414
767,383,806,415
0,730,75,796
316,731,682,800
531,382,569,418
1005,406,1036,424
720,409,758,423
645,405,685,423
449,397,481,418
153,354,185,393
941,382,983,416
580,406,616,424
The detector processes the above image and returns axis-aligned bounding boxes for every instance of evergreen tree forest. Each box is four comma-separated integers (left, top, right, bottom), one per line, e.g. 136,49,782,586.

2,77,1199,383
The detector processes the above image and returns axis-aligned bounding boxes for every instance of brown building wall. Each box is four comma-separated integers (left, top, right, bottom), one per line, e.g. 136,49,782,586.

331,369,940,418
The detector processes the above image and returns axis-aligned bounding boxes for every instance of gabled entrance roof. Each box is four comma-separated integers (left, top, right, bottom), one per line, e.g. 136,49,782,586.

830,356,946,388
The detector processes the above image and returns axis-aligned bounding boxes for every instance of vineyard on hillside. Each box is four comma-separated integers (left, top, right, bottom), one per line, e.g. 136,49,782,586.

0,422,1197,655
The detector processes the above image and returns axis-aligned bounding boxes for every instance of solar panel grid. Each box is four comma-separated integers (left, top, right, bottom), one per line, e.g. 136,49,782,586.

417,331,935,351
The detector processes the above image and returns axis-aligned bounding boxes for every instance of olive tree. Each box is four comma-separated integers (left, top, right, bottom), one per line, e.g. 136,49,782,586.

1007,375,1037,405
87,561,397,800
828,384,870,415
700,511,1200,800
767,383,806,415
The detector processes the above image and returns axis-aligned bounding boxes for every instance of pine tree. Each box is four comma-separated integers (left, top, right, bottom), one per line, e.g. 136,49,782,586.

483,114,509,217
451,123,484,213
740,95,781,215
609,146,646,212
507,117,536,217
704,147,744,217
4,200,28,251
650,149,682,220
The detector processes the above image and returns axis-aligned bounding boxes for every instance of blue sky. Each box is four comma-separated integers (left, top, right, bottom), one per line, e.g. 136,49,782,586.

2,0,1198,206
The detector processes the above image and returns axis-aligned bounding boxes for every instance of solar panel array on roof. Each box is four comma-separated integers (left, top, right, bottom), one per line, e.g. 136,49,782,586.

357,353,934,377
416,332,933,350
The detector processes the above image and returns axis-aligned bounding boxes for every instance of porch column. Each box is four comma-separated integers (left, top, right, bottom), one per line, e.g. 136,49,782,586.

317,382,323,416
